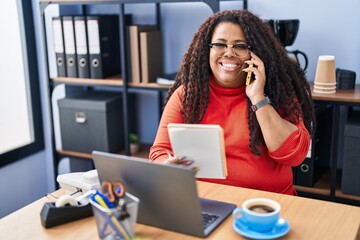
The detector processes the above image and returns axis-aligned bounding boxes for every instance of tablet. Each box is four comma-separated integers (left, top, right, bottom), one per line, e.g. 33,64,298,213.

167,123,227,179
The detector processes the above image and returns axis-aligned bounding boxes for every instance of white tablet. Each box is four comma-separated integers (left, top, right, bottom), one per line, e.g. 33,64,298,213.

167,123,227,179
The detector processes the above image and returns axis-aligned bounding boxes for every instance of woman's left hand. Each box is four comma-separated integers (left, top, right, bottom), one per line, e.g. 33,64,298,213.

243,52,267,104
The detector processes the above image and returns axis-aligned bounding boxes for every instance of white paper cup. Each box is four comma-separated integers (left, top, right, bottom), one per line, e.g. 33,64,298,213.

314,55,336,85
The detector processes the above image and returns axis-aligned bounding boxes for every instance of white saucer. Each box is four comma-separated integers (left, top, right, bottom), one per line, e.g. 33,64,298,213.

232,216,290,239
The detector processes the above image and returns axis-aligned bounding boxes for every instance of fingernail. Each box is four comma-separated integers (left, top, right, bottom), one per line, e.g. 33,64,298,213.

167,150,173,159
186,160,195,165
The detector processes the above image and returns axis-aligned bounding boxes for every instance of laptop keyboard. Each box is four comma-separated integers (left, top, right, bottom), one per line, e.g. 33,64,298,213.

202,212,219,229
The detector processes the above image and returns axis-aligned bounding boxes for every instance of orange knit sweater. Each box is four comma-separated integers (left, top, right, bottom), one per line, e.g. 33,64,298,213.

150,77,310,195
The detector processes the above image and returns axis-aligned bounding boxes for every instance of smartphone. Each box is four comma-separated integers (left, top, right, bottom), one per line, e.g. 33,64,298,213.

246,63,253,85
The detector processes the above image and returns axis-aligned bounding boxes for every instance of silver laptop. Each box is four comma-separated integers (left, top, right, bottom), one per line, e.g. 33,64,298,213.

92,151,236,238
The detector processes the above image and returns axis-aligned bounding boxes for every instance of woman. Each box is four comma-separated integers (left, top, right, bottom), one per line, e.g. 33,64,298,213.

149,10,315,195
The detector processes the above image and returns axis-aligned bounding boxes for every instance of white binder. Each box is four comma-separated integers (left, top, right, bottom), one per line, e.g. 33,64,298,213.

52,17,66,77
62,16,77,77
74,16,90,78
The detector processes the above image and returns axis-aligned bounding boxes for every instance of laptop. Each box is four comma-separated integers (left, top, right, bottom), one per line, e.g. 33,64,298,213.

92,151,236,238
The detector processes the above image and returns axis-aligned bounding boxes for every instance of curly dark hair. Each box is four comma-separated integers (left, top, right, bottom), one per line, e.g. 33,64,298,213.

165,9,315,155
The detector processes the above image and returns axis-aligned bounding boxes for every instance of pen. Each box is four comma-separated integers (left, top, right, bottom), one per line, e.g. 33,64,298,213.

93,194,131,240
95,190,115,208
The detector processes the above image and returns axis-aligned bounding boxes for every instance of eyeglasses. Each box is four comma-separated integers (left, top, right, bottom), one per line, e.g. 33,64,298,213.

209,43,251,57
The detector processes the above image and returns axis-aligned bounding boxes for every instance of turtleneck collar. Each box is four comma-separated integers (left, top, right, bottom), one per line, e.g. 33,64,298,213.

209,75,246,96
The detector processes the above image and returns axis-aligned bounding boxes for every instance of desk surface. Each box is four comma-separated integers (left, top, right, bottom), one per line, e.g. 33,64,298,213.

0,181,359,240
311,83,360,102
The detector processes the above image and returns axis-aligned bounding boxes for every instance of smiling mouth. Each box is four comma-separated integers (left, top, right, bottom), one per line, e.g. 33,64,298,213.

220,62,239,70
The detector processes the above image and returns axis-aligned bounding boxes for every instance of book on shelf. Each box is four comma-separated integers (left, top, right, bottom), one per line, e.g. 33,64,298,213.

128,25,157,83
139,30,164,83
156,72,177,85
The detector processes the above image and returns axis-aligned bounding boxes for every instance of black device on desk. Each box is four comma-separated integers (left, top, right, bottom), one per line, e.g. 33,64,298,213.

40,190,95,228
92,151,236,238
40,202,92,228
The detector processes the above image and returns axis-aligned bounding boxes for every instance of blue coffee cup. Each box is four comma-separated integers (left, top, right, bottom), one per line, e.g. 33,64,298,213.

232,198,281,232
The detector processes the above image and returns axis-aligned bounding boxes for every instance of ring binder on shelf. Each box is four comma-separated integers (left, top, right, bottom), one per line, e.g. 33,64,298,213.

74,16,90,78
86,15,120,79
63,16,78,78
52,17,66,77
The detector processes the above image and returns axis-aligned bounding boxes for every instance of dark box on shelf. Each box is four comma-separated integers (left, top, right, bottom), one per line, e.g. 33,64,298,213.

58,91,124,154
342,111,360,196
336,68,356,90
295,105,332,187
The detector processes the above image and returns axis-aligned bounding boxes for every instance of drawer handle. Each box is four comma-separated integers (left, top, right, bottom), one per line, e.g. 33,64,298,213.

75,112,86,123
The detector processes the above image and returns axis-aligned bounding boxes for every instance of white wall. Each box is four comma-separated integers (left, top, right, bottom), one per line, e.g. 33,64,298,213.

248,0,360,82
0,151,51,217
158,0,360,81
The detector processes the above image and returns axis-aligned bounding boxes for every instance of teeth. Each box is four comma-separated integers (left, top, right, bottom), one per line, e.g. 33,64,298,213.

222,63,237,68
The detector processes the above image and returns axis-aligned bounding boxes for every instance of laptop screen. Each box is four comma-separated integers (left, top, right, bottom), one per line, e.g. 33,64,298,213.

92,151,236,237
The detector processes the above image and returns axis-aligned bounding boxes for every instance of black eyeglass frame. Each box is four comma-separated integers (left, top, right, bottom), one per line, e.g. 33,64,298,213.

208,43,252,56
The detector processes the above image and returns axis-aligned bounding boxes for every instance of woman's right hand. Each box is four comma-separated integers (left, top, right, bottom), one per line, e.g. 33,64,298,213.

164,154,200,174
164,155,194,166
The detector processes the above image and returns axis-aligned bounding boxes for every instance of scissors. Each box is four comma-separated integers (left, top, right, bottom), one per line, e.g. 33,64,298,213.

101,180,130,220
101,180,125,204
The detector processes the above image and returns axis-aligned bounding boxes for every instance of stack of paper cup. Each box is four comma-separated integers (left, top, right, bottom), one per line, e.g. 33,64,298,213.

314,55,336,94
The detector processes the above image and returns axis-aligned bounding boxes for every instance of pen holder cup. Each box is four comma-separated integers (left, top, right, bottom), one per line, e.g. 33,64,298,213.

90,193,139,240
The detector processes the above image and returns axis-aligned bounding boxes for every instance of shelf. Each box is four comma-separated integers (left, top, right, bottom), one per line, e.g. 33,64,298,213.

294,169,360,202
51,76,172,90
335,172,360,202
39,0,222,3
130,144,151,158
58,149,92,159
336,190,360,202
294,170,331,196
39,0,247,13
57,143,152,159
52,75,123,86
128,82,171,90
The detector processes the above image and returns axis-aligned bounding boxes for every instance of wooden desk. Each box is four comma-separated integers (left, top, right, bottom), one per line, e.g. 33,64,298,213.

311,84,360,204
312,84,360,103
0,182,359,240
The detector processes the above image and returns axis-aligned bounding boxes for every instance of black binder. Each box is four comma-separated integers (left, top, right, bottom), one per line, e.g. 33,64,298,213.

86,15,120,79
295,105,332,187
52,17,66,77
62,16,78,78
74,16,90,78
